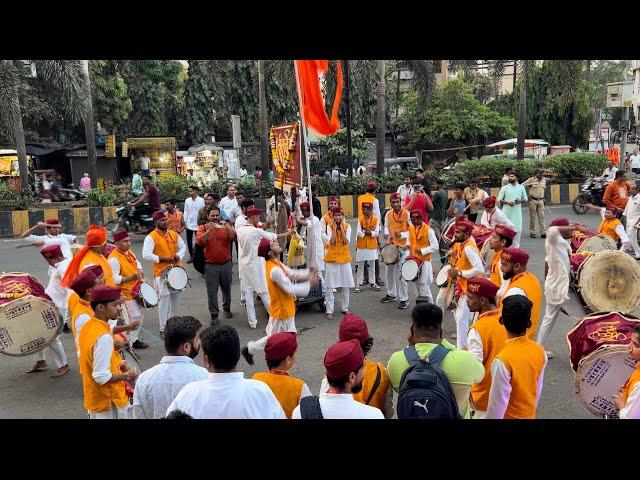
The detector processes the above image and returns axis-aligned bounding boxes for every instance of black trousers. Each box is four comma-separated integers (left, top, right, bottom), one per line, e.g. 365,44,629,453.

186,229,196,259
204,261,233,316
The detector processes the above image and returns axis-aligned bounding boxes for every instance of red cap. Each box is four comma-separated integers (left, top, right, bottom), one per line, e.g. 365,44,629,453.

89,285,121,302
390,193,401,201
494,225,516,240
324,339,365,378
113,230,130,242
258,238,271,258
501,247,529,266
40,245,63,259
328,196,339,203
85,265,104,278
152,211,167,221
299,202,310,211
246,208,262,217
550,217,570,227
331,207,343,215
483,196,496,208
338,312,369,347
466,276,499,298
361,202,373,210
264,332,297,362
70,269,98,296
455,220,475,234
85,224,107,247
410,209,422,218
44,219,61,227
366,181,377,190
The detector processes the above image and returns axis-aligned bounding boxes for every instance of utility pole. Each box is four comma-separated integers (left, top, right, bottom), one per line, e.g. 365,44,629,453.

620,106,629,173
344,60,353,177
80,60,98,187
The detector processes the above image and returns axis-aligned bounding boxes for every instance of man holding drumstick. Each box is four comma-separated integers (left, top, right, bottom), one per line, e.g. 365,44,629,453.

381,193,411,309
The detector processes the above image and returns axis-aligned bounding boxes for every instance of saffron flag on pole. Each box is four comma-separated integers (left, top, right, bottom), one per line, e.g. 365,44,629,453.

294,60,343,136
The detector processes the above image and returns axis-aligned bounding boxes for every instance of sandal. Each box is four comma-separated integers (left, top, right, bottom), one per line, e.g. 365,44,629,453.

324,313,333,320
27,362,48,373
51,365,70,378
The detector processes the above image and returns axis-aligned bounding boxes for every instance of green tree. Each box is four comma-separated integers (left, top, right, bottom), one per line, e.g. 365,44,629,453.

184,60,214,144
317,128,372,171
89,60,132,134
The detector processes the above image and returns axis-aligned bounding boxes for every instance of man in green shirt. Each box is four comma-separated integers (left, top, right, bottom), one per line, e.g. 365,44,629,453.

387,302,485,418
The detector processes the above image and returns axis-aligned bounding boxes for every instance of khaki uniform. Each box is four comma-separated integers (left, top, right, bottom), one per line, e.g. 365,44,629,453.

522,176,547,235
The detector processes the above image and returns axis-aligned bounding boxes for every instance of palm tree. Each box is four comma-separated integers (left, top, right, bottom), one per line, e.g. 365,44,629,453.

516,61,533,160
376,60,386,174
0,60,29,188
80,60,97,187
257,60,270,175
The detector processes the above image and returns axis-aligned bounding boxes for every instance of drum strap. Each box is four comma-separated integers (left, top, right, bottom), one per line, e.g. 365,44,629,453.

365,364,382,405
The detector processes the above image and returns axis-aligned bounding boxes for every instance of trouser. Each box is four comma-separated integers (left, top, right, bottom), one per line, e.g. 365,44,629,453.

186,228,196,258
204,261,232,317
229,239,239,261
244,287,270,327
528,199,546,235
468,213,478,223
413,262,434,303
537,301,566,348
626,223,640,257
324,283,350,315
357,260,375,285
386,252,409,302
247,317,296,356
34,335,67,368
124,299,144,344
513,230,522,248
358,259,381,284
158,291,182,332
89,403,131,419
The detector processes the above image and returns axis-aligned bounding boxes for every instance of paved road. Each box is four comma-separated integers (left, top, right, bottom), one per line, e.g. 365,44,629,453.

0,206,610,418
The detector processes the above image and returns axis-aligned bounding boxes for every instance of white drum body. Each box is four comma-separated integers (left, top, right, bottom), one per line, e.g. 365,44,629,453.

435,265,451,288
401,258,422,282
164,267,188,291
138,282,158,308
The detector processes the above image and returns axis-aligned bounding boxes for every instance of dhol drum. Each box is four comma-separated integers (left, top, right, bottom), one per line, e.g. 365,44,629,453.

116,299,132,326
435,265,451,288
163,266,189,292
121,347,142,402
401,257,423,282
133,282,159,308
441,221,493,253
435,265,457,310
381,244,400,265
576,234,616,254
0,273,61,357
574,250,640,314
574,344,639,417
567,311,640,371
480,237,495,267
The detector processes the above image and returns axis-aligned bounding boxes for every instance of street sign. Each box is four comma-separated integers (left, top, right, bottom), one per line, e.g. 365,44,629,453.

121,141,128,157
105,134,116,158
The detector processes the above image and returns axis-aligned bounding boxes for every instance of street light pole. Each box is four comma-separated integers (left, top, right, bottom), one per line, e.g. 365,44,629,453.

344,60,353,177
620,106,629,173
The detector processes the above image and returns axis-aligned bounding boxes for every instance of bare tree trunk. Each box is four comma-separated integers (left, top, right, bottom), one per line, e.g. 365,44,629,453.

585,60,591,81
258,60,270,175
376,60,386,174
80,60,97,188
344,60,353,176
517,62,527,160
3,60,29,189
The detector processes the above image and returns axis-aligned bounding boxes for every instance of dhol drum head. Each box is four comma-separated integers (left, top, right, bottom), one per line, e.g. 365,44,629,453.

441,219,457,247
576,234,616,254
435,265,452,288
138,282,158,308
566,311,640,372
401,258,422,282
480,237,495,267
381,244,400,265
577,250,640,314
0,295,61,356
575,344,639,417
166,267,188,291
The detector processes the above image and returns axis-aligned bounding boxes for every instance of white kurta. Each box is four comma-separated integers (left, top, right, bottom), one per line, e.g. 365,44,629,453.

299,215,324,270
543,227,571,306
324,224,355,289
355,216,380,262
46,258,71,314
237,224,277,293
183,196,205,231
479,207,515,230
624,193,640,257
26,233,77,259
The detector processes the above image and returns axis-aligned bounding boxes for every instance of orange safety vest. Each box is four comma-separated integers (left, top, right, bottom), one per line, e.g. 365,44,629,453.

450,238,480,294
358,193,376,217
78,317,129,413
252,370,305,419
353,358,390,414
80,250,114,286
408,223,434,262
386,208,410,248
503,271,542,339
469,309,508,412
598,218,622,242
495,336,546,419
265,259,296,320
108,248,140,300
356,215,379,250
324,222,352,264
148,228,181,278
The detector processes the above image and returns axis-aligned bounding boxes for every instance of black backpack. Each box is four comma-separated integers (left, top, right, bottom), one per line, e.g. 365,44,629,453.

299,395,324,419
192,243,205,274
396,345,461,419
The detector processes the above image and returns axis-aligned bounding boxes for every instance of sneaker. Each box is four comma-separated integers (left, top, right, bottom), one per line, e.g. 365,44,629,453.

354,288,361,293
541,234,547,239
248,323,257,329
63,324,71,334
341,309,349,314
377,280,385,286
545,350,555,359
241,346,254,365
332,288,337,293
325,313,333,320
240,299,246,306
380,295,396,303
224,310,233,319
132,340,149,349
370,283,382,291
398,301,409,309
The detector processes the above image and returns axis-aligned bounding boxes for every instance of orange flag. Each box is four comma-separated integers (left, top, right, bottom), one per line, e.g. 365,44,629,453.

295,60,343,136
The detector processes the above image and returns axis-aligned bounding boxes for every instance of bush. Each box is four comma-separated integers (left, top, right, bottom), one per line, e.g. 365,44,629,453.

85,186,123,207
156,175,193,202
0,183,34,210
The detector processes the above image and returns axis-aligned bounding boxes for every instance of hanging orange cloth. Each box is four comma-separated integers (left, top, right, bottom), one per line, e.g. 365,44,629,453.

295,60,343,136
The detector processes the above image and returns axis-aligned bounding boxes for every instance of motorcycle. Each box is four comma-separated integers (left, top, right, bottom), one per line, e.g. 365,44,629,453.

105,203,155,236
572,175,608,215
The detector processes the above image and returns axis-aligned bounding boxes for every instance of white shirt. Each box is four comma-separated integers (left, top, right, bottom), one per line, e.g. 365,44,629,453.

396,184,413,203
237,225,277,291
467,327,485,363
292,392,384,419
485,355,547,419
603,166,618,182
457,245,485,280
631,154,640,169
235,214,248,229
239,168,248,178
92,333,116,385
598,207,629,248
269,264,311,307
139,156,150,170
623,193,640,227
142,231,187,266
132,356,209,419
167,372,286,419
184,196,205,231
544,226,572,305
319,376,395,419
299,215,324,269
480,207,515,230
45,258,71,312
220,196,240,223
26,233,77,259
619,379,640,419
108,255,143,285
